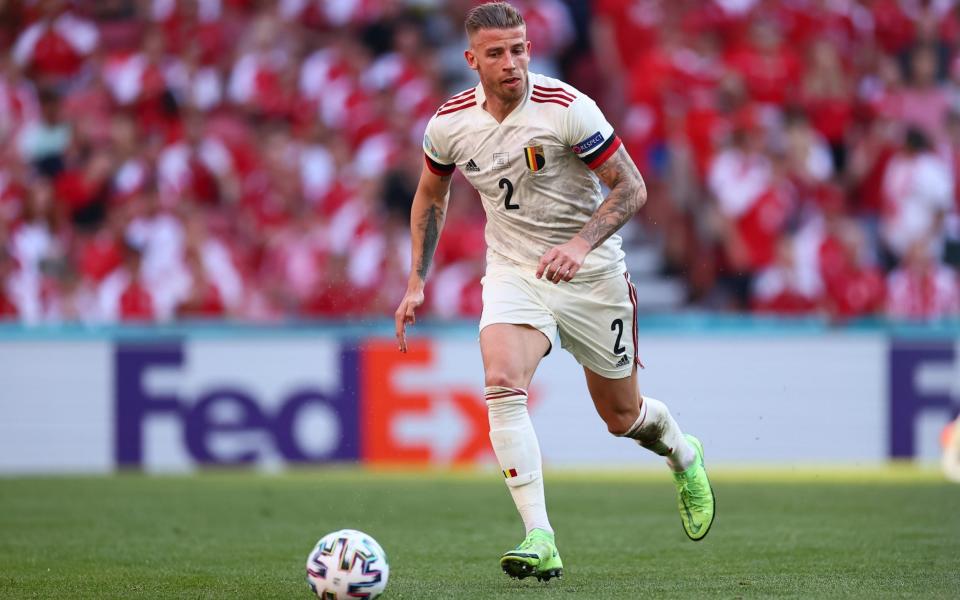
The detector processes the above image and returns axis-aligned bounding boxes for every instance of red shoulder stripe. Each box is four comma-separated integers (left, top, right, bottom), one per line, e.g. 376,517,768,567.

447,87,476,101
439,93,476,111
532,88,573,98
442,90,475,104
532,91,573,103
533,85,572,93
531,97,570,107
533,85,574,100
437,101,475,116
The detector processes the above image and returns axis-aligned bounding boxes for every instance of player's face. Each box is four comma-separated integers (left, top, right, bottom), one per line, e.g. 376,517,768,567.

465,27,531,105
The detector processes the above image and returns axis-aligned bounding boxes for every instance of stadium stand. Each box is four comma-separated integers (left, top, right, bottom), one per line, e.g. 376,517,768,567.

1,0,959,323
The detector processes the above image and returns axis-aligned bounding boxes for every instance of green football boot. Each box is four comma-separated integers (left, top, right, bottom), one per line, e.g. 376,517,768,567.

500,528,563,582
672,434,716,541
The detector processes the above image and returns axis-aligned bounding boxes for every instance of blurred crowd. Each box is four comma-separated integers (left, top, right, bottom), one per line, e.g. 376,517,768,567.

1,0,959,324
592,0,960,321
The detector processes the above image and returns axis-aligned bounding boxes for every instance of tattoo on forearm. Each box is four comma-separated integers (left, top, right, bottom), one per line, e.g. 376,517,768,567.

416,204,444,279
578,148,647,249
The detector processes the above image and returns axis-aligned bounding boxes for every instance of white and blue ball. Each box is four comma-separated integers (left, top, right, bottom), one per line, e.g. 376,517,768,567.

306,529,389,599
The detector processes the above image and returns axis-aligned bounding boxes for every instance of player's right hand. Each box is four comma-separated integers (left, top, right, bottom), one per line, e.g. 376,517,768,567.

395,287,425,353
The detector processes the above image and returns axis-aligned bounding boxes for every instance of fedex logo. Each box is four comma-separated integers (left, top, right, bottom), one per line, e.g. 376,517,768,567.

360,340,492,465
889,341,960,458
115,342,361,466
113,340,494,469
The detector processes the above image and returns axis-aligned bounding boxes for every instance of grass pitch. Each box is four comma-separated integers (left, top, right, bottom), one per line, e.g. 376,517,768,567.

1,468,957,599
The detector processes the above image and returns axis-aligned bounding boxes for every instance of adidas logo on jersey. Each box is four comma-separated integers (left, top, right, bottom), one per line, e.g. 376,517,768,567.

615,354,630,368
465,159,480,172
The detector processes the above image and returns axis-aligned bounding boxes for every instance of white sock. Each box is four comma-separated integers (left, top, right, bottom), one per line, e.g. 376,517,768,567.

485,386,553,535
623,395,695,472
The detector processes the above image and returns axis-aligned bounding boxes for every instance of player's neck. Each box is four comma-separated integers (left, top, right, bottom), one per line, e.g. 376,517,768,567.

481,80,526,123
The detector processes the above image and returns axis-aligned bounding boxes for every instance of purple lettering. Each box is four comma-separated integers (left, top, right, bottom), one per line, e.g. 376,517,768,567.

115,344,185,466
114,344,362,468
889,341,958,457
275,390,353,462
185,388,269,464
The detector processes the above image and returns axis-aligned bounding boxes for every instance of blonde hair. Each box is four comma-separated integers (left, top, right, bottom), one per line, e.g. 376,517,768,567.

464,2,525,37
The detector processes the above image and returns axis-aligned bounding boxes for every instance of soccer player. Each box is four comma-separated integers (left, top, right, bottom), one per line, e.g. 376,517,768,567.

394,1,715,581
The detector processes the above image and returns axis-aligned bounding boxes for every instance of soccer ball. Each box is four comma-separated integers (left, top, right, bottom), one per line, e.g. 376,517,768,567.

306,529,389,599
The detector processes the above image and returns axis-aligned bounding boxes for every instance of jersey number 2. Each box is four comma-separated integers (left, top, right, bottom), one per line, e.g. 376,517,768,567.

499,178,519,210
611,319,626,355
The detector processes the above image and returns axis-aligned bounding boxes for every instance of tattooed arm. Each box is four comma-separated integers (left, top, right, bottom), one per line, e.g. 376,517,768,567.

395,161,453,352
577,146,647,249
536,146,647,283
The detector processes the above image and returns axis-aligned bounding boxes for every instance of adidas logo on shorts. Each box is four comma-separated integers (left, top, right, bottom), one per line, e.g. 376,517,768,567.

615,354,630,368
465,159,480,172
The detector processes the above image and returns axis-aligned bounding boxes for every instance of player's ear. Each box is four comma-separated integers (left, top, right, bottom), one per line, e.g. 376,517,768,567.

464,48,478,71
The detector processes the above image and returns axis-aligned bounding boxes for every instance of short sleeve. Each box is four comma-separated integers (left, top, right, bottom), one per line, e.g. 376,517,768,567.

564,96,622,170
564,96,621,169
422,116,456,176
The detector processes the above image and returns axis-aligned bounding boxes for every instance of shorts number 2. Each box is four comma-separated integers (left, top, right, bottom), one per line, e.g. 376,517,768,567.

611,318,626,355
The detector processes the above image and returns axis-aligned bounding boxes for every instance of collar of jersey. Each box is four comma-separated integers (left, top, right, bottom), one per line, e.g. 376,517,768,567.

476,72,535,124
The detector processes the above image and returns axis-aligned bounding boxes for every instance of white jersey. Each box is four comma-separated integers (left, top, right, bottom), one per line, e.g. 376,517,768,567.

422,72,626,280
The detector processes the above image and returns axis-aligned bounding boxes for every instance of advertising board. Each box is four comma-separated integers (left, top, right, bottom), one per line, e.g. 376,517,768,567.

0,330,955,473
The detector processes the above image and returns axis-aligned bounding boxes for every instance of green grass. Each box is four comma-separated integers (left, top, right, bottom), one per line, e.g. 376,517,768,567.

1,468,958,599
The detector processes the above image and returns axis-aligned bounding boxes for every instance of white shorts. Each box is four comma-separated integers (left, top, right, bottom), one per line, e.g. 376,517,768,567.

478,260,641,379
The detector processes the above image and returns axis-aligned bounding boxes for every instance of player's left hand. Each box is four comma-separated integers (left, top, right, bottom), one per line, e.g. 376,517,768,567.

537,236,591,284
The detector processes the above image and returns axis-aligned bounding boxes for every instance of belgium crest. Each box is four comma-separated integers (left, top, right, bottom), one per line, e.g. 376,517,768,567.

523,144,545,172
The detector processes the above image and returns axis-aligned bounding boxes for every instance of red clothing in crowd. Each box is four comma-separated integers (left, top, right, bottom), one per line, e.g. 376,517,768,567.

119,280,155,321
852,144,896,216
155,3,226,66
177,281,226,318
54,170,102,215
776,1,860,51
818,235,885,319
0,286,16,318
683,101,726,178
76,235,123,283
303,280,367,317
434,217,486,266
752,289,818,315
735,188,793,270
804,96,853,147
13,12,99,79
725,42,802,106
709,147,792,272
887,264,960,320
593,0,663,67
0,175,28,225
871,0,918,53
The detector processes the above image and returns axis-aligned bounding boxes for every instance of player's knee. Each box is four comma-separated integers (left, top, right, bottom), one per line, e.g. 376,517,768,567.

605,408,641,437
484,370,524,390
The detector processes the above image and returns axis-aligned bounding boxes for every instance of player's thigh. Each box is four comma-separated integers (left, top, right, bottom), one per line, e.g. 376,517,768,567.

480,323,551,389
583,366,641,435
554,273,639,380
479,264,556,389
